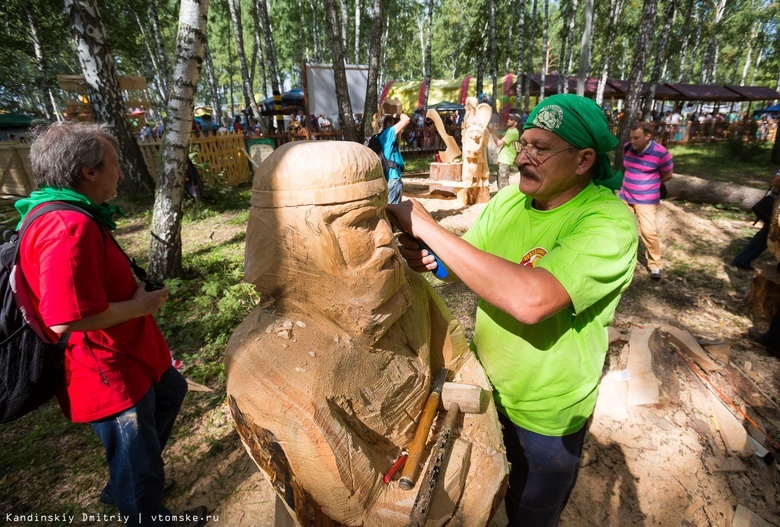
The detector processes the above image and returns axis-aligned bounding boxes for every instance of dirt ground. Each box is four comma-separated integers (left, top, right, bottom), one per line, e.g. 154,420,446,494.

146,171,780,527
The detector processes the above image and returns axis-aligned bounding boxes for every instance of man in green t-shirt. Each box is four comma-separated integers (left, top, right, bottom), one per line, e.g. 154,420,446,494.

492,113,521,190
388,94,637,527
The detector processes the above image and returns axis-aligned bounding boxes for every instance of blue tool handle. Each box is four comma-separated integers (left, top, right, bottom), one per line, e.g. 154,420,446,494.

416,239,449,280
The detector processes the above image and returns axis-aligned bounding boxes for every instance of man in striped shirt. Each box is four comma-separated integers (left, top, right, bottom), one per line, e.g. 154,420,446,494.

619,121,674,280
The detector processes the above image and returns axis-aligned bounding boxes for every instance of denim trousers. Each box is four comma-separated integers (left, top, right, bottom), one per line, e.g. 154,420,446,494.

499,413,587,527
388,177,403,204
732,222,769,267
90,366,188,526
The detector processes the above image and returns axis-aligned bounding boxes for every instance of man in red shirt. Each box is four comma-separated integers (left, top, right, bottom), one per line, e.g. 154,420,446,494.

16,122,206,527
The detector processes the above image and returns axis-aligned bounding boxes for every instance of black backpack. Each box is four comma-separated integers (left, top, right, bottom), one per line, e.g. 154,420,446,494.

364,132,399,176
0,202,94,423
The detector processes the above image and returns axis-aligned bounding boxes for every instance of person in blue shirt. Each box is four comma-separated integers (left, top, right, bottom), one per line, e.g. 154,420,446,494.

377,112,410,204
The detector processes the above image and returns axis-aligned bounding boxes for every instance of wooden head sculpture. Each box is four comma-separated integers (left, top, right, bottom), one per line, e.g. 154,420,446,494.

227,141,507,526
245,140,412,345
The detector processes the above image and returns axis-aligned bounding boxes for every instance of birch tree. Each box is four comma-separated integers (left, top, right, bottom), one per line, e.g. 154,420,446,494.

642,0,675,116
354,0,362,64
24,4,56,121
422,0,433,109
203,40,222,125
362,0,383,140
595,0,625,106
701,0,726,84
687,1,704,83
256,0,281,95
149,0,171,102
514,0,526,112
523,0,538,110
149,0,209,280
250,0,269,100
540,0,549,101
676,0,694,82
228,0,264,130
576,0,593,96
340,0,349,58
615,0,658,169
64,0,154,193
489,0,497,107
323,0,358,141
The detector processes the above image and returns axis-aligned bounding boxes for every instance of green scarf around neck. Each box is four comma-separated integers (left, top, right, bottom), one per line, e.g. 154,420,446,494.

15,187,123,231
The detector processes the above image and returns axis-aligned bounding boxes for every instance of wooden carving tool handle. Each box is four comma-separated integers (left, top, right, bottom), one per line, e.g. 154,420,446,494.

398,368,449,491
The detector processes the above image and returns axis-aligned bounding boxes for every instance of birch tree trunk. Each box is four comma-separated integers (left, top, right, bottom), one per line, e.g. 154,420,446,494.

515,0,526,112
256,0,281,95
523,0,538,111
676,0,694,83
703,0,726,84
422,0,433,109
228,0,265,131
558,0,570,94
540,0,549,101
149,0,209,280
642,0,675,116
323,0,358,141
65,0,154,194
559,0,578,94
354,0,361,64
340,0,349,59
135,12,168,105
740,25,756,86
489,0,497,107
25,4,55,121
362,0,383,140
687,2,704,83
204,40,223,125
250,0,269,101
615,0,658,170
149,0,170,103
576,0,593,97
311,0,320,60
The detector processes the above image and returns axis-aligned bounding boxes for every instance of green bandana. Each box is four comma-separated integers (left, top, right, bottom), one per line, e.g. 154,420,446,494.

524,94,623,190
15,187,123,231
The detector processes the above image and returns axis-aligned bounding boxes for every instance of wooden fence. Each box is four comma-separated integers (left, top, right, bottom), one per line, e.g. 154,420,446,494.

0,142,34,198
138,133,252,186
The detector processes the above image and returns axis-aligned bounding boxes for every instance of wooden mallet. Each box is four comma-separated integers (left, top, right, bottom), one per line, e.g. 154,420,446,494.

397,375,487,491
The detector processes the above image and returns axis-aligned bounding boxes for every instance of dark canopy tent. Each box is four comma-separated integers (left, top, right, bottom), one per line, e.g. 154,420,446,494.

258,89,305,115
724,85,780,101
0,112,35,129
606,80,685,100
526,74,617,98
664,83,742,102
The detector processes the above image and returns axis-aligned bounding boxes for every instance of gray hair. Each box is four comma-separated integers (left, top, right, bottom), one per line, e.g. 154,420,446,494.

29,121,119,189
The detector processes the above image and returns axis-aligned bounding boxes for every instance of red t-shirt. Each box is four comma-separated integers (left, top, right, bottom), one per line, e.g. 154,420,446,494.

19,207,172,423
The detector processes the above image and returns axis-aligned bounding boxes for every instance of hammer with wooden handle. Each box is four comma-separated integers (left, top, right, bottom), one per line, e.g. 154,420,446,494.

398,368,449,491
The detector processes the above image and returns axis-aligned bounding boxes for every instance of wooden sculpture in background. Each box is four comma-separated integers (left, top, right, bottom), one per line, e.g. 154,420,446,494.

427,99,493,206
459,97,493,204
225,141,508,526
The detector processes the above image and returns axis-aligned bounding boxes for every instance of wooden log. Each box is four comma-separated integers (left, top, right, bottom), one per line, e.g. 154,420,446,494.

664,173,765,211
710,391,756,457
747,263,780,320
428,162,464,196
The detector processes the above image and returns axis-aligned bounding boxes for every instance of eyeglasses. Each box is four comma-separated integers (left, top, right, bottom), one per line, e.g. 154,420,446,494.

511,141,578,167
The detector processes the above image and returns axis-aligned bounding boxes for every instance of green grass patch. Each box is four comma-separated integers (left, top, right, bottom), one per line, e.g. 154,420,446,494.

667,142,776,188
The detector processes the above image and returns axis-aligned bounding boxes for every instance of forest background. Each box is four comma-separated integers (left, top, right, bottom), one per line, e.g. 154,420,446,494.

1,0,779,124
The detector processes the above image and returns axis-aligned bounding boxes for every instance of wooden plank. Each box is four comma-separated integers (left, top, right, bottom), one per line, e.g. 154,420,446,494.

662,326,721,372
626,326,661,406
719,364,780,438
710,391,756,456
732,504,773,527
